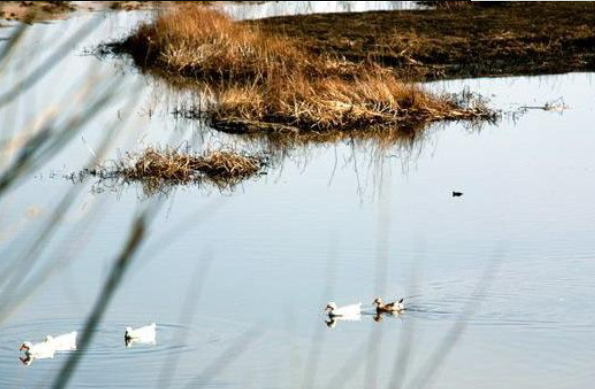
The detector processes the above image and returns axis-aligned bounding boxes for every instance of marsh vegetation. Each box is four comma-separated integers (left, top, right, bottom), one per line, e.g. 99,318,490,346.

1,2,595,389
113,5,495,135
86,148,266,195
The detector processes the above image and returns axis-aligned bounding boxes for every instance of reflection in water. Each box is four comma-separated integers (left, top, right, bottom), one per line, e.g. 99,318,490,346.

20,354,50,366
325,314,361,329
131,68,497,198
372,311,403,323
98,72,460,199
324,310,403,327
125,337,157,348
77,76,445,198
83,169,267,199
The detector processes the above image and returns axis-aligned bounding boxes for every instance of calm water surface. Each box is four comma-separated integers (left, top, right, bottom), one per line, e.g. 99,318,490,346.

0,6,594,389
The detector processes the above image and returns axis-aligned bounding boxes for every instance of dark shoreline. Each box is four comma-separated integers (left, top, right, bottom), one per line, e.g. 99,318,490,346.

253,2,595,81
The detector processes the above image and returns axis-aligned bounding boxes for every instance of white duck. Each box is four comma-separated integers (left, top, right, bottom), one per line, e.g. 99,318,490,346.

19,339,56,363
125,323,156,346
45,331,77,351
324,302,362,318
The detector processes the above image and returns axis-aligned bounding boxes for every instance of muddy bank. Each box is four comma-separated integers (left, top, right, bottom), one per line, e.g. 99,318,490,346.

254,1,595,80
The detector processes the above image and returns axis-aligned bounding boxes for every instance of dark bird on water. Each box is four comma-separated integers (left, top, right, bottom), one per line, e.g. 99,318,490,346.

452,191,463,197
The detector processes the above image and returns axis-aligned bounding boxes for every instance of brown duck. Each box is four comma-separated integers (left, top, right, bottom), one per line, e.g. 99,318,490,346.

373,297,405,313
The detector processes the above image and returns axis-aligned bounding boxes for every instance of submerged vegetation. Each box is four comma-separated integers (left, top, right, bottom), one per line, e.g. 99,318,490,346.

113,5,494,135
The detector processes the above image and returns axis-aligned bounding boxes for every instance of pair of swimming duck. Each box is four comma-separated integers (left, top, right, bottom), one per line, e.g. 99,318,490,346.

324,297,405,318
19,324,156,365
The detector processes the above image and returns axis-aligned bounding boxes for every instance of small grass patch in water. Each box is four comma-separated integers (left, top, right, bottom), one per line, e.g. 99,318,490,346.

89,148,267,191
208,72,495,134
122,148,264,181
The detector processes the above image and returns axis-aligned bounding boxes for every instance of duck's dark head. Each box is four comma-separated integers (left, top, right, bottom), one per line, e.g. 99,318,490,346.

324,302,337,314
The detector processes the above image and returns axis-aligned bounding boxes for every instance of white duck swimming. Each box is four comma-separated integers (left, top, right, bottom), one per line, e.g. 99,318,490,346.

45,331,77,351
19,339,56,364
125,323,156,346
324,302,362,318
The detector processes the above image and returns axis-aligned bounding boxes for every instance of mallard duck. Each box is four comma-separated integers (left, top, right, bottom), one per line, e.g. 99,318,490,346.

373,297,404,313
125,323,156,347
45,331,77,351
324,302,362,318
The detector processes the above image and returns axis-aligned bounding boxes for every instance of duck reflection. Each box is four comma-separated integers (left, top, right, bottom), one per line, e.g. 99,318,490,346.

19,353,52,366
125,337,157,348
324,313,362,329
372,310,403,323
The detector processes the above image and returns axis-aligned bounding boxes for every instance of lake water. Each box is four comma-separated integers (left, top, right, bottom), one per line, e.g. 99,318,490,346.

1,5,594,389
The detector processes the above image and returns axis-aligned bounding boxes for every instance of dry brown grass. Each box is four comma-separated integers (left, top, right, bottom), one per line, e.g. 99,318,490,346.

117,4,495,134
122,5,309,81
209,72,493,133
121,5,371,83
106,148,264,184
